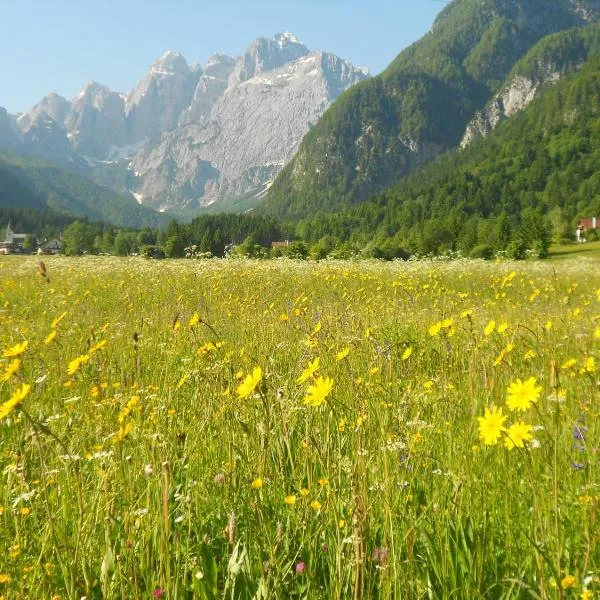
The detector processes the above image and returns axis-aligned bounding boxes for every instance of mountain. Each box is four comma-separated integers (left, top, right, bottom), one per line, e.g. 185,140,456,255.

131,47,368,211
462,20,600,146
2,33,367,215
0,151,167,228
291,53,600,256
260,0,600,220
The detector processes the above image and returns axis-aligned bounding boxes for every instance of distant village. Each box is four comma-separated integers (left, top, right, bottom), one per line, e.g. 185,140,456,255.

0,223,63,255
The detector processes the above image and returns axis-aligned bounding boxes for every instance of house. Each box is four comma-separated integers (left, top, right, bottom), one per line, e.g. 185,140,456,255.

0,222,32,254
38,239,63,255
271,240,290,250
578,217,600,230
576,217,600,243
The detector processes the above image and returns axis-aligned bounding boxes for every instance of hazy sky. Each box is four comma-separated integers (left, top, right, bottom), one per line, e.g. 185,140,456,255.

1,0,444,114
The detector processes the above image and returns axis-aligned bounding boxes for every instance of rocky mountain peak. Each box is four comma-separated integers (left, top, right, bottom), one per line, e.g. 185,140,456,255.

230,32,310,84
150,50,191,77
204,54,236,79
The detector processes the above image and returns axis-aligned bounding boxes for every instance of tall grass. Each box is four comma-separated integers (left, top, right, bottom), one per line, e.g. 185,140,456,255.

0,256,597,599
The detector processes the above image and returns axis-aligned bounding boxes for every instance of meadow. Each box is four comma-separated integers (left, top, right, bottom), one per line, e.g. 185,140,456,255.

0,255,597,599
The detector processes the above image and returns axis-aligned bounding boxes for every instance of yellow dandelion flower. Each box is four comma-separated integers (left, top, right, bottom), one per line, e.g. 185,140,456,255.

279,313,289,322
2,341,28,358
0,359,21,382
0,574,10,584
336,347,350,361
236,367,262,399
561,358,577,370
284,495,296,506
428,322,442,336
560,575,576,589
113,421,133,444
584,356,596,373
484,320,496,336
51,312,67,329
581,590,593,600
310,500,322,510
299,488,309,497
188,312,201,328
338,418,346,432
401,347,413,361
20,507,30,516
304,376,334,407
523,350,537,360
297,357,320,384
338,519,346,528
544,320,553,331
44,330,57,345
506,377,541,412
477,405,507,446
89,340,107,353
0,383,31,421
369,367,379,376
504,421,533,450
66,354,90,375
251,478,263,489
318,478,328,487
497,322,508,334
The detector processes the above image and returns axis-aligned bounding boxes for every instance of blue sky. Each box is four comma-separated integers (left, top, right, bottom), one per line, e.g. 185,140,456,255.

1,0,444,114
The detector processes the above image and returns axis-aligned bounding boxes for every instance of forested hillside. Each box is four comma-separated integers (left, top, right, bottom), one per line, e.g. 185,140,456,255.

261,0,600,220
290,57,600,257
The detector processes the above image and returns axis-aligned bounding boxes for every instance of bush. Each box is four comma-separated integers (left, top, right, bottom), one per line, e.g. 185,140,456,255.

140,245,165,259
469,244,495,260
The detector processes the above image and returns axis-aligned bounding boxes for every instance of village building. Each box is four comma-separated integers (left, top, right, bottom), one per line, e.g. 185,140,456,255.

0,222,32,254
38,238,64,255
576,217,600,243
271,240,290,250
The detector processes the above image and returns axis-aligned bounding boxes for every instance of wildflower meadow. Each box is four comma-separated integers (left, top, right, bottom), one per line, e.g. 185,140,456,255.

0,255,598,599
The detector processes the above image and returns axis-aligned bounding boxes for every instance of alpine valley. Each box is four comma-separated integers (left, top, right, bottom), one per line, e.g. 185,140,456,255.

4,0,600,255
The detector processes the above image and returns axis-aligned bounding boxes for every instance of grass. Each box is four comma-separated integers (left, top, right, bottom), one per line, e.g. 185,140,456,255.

548,240,600,260
0,255,598,599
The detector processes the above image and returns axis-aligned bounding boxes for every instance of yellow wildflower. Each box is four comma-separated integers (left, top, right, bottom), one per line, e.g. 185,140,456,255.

428,322,442,336
506,377,541,412
2,341,28,358
304,376,334,407
89,340,107,353
236,367,262,399
310,500,322,510
66,354,90,375
51,312,67,328
477,406,507,446
0,359,21,382
284,495,296,506
401,347,413,361
297,358,320,384
188,312,201,328
484,320,496,336
45,330,57,344
251,478,263,490
0,574,10,583
0,384,31,421
336,347,350,361
299,488,309,497
504,421,533,450
560,575,576,589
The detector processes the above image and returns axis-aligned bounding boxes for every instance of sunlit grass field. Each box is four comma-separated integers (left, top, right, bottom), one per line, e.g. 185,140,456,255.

0,256,598,599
